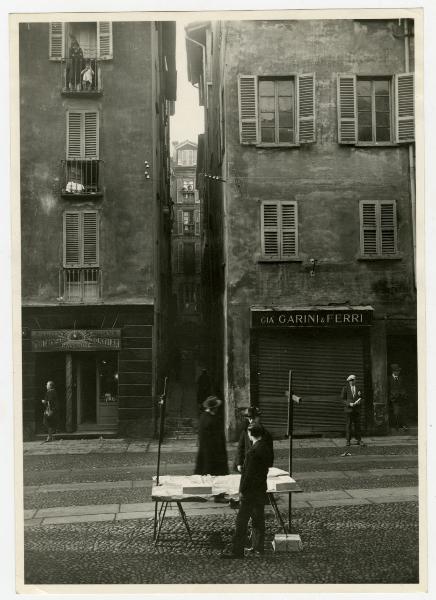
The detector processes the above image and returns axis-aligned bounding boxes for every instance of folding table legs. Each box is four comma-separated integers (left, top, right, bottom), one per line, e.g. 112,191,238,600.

153,501,192,544
267,493,289,534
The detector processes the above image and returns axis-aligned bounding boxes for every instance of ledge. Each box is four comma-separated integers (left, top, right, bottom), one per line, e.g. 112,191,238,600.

257,258,303,263
358,254,403,261
255,143,300,149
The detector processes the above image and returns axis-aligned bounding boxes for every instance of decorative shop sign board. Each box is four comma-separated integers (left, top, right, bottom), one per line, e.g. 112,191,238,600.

251,308,373,328
31,329,122,352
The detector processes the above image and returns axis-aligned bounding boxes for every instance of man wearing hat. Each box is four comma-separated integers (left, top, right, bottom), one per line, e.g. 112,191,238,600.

389,364,408,432
194,395,229,476
235,406,273,473
341,374,364,446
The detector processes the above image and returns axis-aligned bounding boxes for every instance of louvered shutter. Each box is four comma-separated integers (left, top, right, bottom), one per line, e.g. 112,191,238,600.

84,112,99,158
395,73,414,143
261,202,279,258
194,209,200,234
297,74,315,143
195,242,201,273
238,75,258,145
380,202,397,254
97,22,113,60
281,202,298,258
337,74,357,144
64,212,80,267
82,211,99,266
177,242,183,273
177,210,183,234
360,202,377,255
67,112,82,159
49,22,65,60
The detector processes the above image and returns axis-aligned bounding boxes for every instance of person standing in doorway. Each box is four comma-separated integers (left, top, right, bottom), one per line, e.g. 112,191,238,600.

194,395,229,476
196,368,212,414
389,363,408,432
341,374,364,447
41,380,58,442
222,424,270,559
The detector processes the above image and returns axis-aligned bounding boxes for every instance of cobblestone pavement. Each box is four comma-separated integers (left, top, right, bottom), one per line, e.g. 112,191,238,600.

24,502,419,585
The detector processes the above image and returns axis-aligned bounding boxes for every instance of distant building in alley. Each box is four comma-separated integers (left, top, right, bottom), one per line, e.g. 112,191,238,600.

186,18,417,439
20,20,176,438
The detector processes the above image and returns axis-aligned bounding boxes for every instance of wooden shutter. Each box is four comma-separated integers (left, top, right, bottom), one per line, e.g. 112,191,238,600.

63,212,80,267
337,74,357,144
238,75,258,145
194,209,200,234
297,74,315,143
67,112,82,159
82,211,99,266
177,210,183,234
177,242,183,273
261,202,279,258
97,22,113,60
49,22,65,60
281,202,298,258
195,242,201,273
395,73,414,143
380,202,397,254
360,202,377,255
84,112,99,158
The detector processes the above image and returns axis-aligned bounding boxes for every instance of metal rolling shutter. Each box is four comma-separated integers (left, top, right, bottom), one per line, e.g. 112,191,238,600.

257,330,365,437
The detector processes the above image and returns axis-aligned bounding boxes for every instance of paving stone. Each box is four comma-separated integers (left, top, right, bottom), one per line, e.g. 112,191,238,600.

298,490,352,502
116,511,153,521
36,504,119,518
294,471,348,480
367,468,414,476
120,502,152,513
366,495,419,504
24,509,36,519
43,513,115,525
132,480,151,488
24,518,43,527
346,486,418,498
308,498,371,508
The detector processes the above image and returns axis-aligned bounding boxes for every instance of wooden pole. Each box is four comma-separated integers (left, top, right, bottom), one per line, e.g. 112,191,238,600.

156,376,168,486
65,353,73,433
287,370,294,533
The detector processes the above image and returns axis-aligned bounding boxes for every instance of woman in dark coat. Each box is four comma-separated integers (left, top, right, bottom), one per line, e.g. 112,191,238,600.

194,396,229,476
41,381,58,442
67,36,84,90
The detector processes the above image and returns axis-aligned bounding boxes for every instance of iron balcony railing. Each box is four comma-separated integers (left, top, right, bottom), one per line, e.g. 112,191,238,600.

59,268,102,303
61,58,102,94
61,159,103,196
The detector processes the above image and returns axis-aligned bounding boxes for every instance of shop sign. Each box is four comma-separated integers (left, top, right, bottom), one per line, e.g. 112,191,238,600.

251,309,373,328
31,329,121,351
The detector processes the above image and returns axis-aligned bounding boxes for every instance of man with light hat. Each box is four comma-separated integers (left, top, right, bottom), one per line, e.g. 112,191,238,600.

341,374,364,446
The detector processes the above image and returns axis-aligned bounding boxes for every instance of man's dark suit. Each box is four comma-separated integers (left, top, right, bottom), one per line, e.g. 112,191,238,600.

341,381,364,443
389,374,408,430
235,423,274,470
231,438,271,556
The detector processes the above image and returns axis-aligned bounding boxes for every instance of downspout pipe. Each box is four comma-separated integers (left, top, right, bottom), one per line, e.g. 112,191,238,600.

403,18,416,287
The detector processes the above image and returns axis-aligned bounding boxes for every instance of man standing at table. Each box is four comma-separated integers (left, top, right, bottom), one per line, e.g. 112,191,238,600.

221,423,271,559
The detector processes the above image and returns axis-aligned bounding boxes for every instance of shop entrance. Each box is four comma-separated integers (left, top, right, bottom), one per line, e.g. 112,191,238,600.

35,353,66,433
74,352,119,431
387,334,417,425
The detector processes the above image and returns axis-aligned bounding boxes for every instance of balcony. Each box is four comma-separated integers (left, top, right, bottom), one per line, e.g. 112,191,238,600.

59,268,102,303
61,159,103,198
60,58,102,95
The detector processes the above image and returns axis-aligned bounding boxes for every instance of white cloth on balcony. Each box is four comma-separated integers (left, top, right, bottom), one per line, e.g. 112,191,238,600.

66,181,85,193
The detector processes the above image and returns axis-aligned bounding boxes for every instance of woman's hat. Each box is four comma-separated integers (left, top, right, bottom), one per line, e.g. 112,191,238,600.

203,395,222,410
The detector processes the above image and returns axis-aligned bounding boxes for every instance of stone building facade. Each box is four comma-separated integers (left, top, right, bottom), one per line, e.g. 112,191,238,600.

187,18,417,439
20,20,176,438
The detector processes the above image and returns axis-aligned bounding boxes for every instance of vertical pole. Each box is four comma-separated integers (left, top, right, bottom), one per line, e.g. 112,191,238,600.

65,353,73,433
287,370,294,533
156,376,168,486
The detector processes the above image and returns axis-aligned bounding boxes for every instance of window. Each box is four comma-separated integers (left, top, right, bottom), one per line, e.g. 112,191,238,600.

238,74,315,146
178,149,197,166
261,201,298,260
359,201,397,257
337,73,414,144
62,211,100,301
179,282,199,313
183,210,195,235
49,22,113,60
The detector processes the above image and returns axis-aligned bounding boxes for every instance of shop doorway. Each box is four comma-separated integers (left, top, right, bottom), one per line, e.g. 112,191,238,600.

35,353,66,433
387,334,418,425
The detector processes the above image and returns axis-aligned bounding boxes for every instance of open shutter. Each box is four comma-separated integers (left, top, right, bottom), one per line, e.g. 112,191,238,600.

238,75,258,145
194,209,200,234
84,112,99,158
281,202,298,258
82,211,99,266
380,202,397,254
97,22,113,60
67,111,82,159
177,210,183,234
337,74,357,144
49,22,65,60
261,202,279,258
395,73,414,143
297,74,315,143
195,242,201,273
64,212,81,267
360,202,377,255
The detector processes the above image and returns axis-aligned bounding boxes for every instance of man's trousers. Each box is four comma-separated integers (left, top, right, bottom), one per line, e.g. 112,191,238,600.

231,495,265,556
345,410,361,443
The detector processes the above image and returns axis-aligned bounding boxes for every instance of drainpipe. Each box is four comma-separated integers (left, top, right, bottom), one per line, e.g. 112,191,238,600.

403,18,416,287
